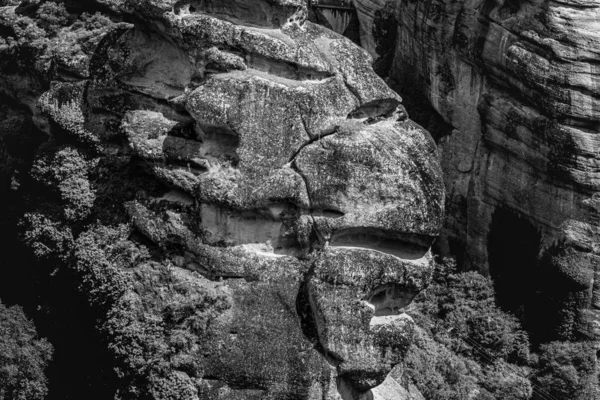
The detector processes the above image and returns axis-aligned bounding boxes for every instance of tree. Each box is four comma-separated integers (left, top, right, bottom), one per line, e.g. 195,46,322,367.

412,258,530,365
532,341,599,400
403,257,532,400
0,301,53,400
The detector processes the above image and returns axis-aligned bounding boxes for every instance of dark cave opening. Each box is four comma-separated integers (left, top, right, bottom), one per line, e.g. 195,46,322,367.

487,207,543,341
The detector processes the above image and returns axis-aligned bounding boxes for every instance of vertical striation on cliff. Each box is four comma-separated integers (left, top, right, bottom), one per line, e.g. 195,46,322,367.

384,0,600,341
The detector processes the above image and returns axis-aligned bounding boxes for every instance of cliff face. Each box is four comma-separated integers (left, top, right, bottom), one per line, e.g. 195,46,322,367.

0,1,444,399
351,0,398,74
373,0,600,341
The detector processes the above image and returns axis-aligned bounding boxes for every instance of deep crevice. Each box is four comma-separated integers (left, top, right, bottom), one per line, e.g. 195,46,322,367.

346,98,401,120
290,159,326,247
343,83,361,106
288,125,339,164
488,207,544,343
295,268,343,368
246,53,334,81
330,228,433,260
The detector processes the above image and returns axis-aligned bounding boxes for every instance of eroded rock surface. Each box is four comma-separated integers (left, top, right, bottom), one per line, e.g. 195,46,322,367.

0,0,444,399
384,0,600,340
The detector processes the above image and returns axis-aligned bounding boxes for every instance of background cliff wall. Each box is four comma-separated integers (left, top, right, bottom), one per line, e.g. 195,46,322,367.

374,0,600,342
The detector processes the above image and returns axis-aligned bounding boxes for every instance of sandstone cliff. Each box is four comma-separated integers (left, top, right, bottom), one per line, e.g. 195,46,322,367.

357,0,600,342
349,0,398,75
0,1,444,399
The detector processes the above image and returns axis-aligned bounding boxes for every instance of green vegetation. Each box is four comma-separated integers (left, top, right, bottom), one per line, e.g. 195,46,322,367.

20,212,73,260
532,341,599,400
399,258,531,400
0,0,115,81
0,301,53,400
412,259,529,365
398,257,599,400
31,145,95,221
34,2,69,34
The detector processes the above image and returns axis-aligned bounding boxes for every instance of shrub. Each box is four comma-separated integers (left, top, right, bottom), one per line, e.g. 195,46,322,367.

404,257,532,399
412,258,530,365
31,145,95,221
532,341,599,400
20,212,73,260
0,301,53,400
35,2,69,35
399,328,480,400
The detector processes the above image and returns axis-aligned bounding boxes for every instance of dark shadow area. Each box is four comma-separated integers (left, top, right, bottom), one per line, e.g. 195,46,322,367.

0,145,120,400
386,78,454,143
330,228,432,260
487,207,543,342
0,184,119,400
533,243,593,343
0,93,145,400
371,1,398,77
39,267,120,400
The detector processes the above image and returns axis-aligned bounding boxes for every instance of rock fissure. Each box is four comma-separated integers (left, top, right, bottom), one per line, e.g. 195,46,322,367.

290,158,325,246
287,126,339,164
245,53,335,81
342,80,362,104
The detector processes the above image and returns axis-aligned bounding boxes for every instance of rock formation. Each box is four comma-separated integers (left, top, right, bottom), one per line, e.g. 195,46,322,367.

353,0,600,341
351,0,398,74
0,0,444,399
351,0,384,57
307,0,360,43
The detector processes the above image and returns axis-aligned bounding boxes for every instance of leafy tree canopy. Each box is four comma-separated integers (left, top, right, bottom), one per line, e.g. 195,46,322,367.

0,301,53,400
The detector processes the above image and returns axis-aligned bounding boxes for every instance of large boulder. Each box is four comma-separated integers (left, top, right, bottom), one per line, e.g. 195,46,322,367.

0,0,444,399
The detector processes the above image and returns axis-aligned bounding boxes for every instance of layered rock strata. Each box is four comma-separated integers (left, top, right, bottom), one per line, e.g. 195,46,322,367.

380,0,600,340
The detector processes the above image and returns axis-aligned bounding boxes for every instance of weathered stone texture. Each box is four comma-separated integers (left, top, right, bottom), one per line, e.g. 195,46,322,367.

383,0,600,339
0,0,444,399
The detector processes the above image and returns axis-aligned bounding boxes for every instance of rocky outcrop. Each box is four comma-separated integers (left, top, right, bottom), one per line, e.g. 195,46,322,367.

307,0,397,74
0,1,444,399
385,0,600,341
306,1,361,45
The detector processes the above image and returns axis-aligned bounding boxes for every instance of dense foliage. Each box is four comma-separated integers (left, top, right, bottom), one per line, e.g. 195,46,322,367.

532,341,599,400
0,301,53,400
397,258,531,400
397,258,600,400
